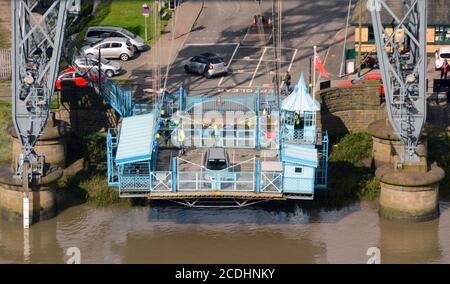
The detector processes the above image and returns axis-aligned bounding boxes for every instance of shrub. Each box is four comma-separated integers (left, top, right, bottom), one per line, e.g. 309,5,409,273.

428,132,450,199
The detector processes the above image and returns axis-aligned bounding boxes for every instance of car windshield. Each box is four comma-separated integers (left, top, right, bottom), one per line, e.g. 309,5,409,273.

210,57,224,64
440,53,450,59
206,159,227,171
100,57,111,64
121,29,137,39
89,39,103,47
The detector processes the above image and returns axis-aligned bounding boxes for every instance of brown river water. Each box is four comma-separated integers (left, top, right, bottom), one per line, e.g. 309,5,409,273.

1,200,449,264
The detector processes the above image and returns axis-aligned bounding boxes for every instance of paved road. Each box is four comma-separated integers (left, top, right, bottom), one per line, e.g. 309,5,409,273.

164,0,351,97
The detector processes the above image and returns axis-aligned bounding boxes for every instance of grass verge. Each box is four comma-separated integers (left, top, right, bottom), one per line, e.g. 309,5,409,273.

0,99,12,165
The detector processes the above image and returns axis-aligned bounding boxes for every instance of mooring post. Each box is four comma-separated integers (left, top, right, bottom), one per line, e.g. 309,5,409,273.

255,159,261,193
171,157,177,192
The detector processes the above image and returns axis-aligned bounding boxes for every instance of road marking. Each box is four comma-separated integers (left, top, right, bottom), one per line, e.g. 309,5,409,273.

234,58,291,63
287,48,298,72
249,47,267,87
218,43,240,87
184,42,239,46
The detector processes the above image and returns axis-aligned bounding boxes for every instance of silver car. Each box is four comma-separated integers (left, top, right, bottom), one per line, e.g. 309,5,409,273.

80,37,135,61
184,53,228,78
202,148,234,188
73,56,122,77
84,26,148,52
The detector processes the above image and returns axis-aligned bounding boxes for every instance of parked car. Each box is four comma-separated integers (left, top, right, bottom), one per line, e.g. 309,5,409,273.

73,55,122,77
339,72,382,87
80,38,135,61
55,66,88,90
202,148,234,187
184,53,228,78
84,26,148,52
435,47,450,70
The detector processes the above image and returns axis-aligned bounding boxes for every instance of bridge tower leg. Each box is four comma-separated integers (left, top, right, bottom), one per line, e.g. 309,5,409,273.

369,0,445,221
0,1,77,225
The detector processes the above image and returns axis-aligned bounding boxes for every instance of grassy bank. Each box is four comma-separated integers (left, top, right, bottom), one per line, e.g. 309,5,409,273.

315,132,380,207
59,131,132,206
0,99,12,165
75,0,172,47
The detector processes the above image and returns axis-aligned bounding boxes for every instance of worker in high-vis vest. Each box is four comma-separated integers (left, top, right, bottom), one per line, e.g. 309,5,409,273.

178,129,186,156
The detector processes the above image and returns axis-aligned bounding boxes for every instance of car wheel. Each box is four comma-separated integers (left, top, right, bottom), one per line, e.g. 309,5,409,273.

204,70,211,79
105,70,114,77
184,65,191,73
120,53,129,61
133,45,139,53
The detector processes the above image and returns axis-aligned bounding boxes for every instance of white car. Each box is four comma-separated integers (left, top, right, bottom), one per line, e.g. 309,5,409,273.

80,37,135,61
435,47,450,69
73,56,122,77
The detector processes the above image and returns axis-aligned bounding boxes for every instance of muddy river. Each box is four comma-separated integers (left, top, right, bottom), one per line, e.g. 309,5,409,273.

1,200,450,263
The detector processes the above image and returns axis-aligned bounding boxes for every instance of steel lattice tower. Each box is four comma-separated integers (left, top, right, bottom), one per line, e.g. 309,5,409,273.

11,0,79,180
369,0,427,162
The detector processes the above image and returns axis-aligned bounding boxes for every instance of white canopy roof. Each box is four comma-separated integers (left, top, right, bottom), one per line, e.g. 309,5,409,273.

282,73,320,112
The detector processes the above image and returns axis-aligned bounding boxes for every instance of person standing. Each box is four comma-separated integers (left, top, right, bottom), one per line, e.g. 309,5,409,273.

441,59,449,79
282,71,292,94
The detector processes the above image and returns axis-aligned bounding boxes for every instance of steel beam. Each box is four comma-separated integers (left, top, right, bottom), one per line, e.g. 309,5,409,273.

11,0,77,180
369,0,427,162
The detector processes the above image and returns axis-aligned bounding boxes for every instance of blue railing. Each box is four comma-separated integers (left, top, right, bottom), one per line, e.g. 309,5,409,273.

107,128,119,187
315,131,329,189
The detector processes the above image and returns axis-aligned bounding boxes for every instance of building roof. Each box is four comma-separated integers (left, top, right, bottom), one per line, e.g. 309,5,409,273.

351,0,450,26
115,113,157,165
282,73,320,113
282,144,318,168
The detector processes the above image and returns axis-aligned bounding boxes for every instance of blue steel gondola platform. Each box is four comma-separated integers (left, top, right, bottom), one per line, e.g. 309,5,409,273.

106,74,329,206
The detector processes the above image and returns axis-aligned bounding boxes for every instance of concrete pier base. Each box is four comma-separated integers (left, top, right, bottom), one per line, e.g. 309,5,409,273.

8,113,70,170
368,119,427,169
0,165,63,223
376,163,445,222
370,119,445,221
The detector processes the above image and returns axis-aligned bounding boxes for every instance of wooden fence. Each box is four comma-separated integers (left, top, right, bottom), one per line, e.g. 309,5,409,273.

0,49,11,80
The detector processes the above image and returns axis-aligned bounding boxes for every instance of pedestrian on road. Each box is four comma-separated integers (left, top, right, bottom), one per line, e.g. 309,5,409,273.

441,59,449,79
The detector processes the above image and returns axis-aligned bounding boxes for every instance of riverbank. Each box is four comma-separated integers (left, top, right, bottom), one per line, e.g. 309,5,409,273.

315,132,380,208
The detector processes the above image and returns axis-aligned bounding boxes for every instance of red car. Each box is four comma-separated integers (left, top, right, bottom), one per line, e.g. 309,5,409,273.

55,67,89,90
339,72,383,87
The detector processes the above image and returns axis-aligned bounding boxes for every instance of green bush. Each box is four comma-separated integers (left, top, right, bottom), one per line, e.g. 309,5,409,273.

330,132,373,166
317,132,380,207
82,132,107,171
428,132,450,199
